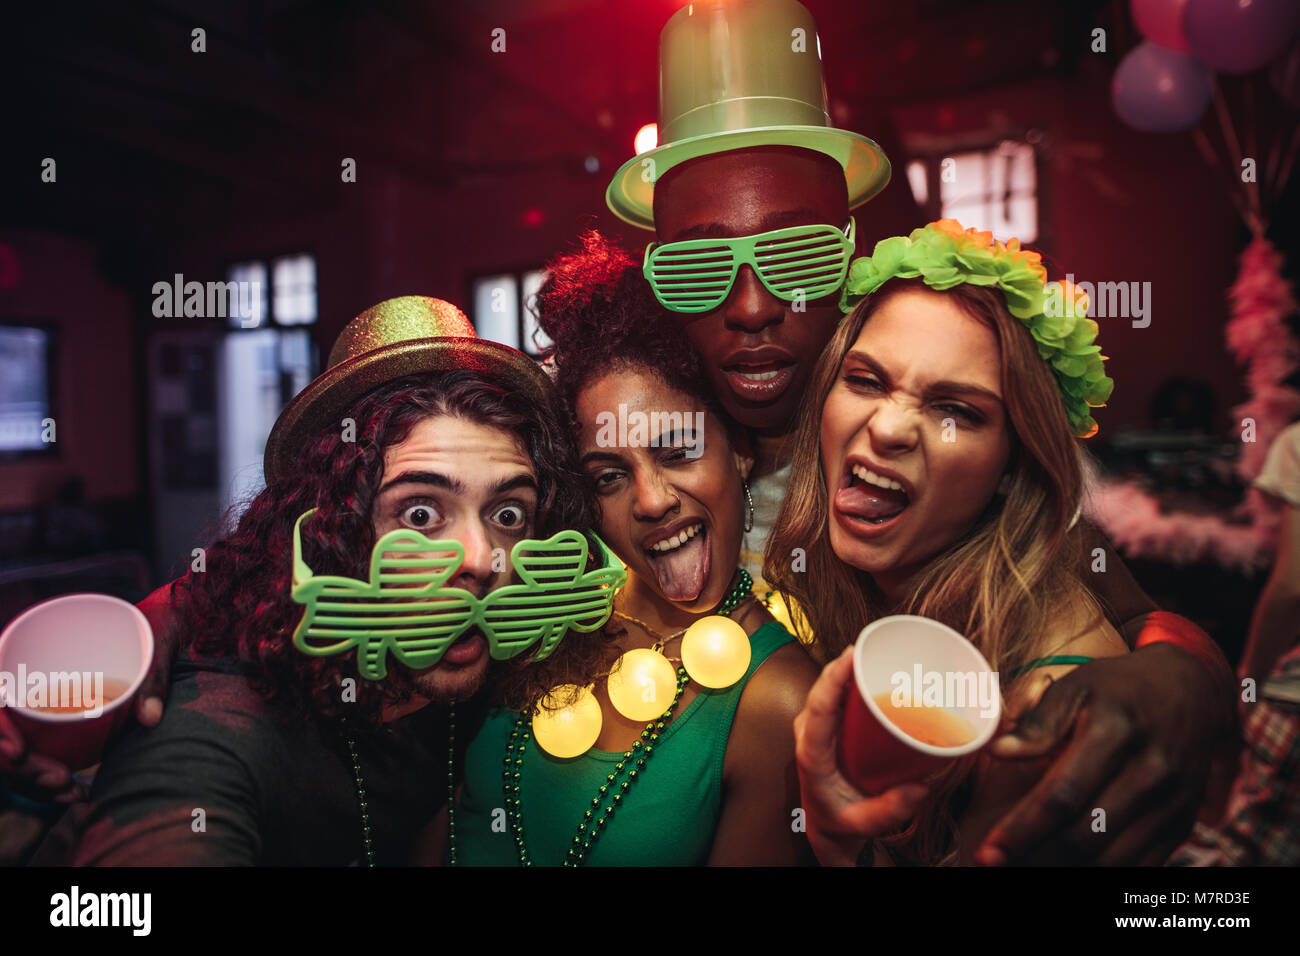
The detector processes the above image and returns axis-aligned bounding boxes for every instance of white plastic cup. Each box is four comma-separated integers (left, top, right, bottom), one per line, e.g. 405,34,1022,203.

0,593,153,770
839,614,1002,793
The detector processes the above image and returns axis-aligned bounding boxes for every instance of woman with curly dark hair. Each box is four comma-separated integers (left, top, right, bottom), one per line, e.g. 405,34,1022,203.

50,296,597,866
453,233,820,866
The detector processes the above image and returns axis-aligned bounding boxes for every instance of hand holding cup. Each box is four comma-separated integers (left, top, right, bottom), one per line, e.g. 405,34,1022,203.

0,594,153,774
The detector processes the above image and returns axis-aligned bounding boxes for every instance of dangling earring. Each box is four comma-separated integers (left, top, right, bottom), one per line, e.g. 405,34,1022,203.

743,480,755,533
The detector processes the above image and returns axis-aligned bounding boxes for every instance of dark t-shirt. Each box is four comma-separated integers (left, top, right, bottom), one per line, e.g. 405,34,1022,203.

36,650,483,866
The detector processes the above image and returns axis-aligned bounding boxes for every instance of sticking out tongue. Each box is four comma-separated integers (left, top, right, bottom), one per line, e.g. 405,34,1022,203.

837,481,910,522
646,527,711,601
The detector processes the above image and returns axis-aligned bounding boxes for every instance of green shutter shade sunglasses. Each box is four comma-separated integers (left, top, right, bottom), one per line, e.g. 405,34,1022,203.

643,218,856,314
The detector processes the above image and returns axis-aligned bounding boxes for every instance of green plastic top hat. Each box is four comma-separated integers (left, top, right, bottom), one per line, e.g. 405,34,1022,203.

606,0,892,230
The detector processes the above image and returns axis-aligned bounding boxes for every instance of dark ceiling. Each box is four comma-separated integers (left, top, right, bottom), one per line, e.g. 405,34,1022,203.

2,0,1111,244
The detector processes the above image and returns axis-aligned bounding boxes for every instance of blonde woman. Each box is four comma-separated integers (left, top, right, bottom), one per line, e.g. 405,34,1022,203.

767,220,1132,865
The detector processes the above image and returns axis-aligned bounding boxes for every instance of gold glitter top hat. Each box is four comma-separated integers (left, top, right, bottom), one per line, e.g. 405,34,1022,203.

264,296,554,483
606,0,890,229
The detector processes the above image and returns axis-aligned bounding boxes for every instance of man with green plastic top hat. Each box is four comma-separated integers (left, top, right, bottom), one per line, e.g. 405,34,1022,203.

608,0,886,454
604,0,1236,866
27,296,619,865
607,0,906,585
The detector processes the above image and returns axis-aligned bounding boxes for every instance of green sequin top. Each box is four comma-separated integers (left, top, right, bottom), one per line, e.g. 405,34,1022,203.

454,620,794,866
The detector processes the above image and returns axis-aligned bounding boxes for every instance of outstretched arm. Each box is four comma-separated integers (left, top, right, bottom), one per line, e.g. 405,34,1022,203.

34,723,262,866
133,578,186,726
789,647,929,867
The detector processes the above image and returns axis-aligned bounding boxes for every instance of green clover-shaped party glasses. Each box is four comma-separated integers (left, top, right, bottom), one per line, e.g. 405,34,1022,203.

290,509,625,680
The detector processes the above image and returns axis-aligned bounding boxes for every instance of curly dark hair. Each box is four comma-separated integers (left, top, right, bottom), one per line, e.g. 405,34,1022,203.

493,230,735,713
172,369,594,728
533,229,726,429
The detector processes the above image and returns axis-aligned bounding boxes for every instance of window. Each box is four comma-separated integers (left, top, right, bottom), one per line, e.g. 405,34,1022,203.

473,274,519,349
272,254,318,326
905,139,1039,243
226,262,268,330
472,268,551,357
0,323,55,457
218,254,318,515
226,255,317,329
217,329,313,514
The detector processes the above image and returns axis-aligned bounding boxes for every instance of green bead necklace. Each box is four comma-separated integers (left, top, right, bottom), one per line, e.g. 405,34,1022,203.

345,701,458,869
503,568,753,867
344,730,374,866
344,568,753,868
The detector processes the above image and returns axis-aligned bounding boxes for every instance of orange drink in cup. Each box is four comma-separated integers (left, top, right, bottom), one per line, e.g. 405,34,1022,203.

0,593,153,770
838,614,1001,794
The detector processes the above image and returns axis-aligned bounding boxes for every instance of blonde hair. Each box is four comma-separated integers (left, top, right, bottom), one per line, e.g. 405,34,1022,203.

765,278,1098,863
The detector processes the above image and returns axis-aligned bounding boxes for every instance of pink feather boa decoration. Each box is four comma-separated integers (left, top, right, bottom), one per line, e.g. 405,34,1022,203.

1088,236,1299,571
1086,480,1278,573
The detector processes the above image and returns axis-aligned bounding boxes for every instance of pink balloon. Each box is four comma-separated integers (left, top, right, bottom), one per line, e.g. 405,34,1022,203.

1132,0,1191,53
1185,0,1300,74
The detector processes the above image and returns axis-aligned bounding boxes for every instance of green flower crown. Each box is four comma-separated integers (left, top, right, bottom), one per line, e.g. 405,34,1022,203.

839,219,1114,438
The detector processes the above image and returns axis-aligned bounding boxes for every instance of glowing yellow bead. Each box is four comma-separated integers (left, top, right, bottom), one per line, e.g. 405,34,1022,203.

531,684,602,759
607,648,676,721
681,615,751,688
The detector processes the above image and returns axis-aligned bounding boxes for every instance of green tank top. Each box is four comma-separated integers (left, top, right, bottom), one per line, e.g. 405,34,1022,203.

455,620,794,866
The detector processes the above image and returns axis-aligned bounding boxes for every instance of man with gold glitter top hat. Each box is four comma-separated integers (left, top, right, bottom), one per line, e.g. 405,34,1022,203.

37,296,616,865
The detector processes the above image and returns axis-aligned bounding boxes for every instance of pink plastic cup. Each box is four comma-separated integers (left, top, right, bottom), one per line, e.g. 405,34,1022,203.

838,614,1001,794
0,593,153,771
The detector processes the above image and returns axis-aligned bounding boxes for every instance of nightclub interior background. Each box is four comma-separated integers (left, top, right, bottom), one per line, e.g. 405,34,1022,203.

1,0,1297,669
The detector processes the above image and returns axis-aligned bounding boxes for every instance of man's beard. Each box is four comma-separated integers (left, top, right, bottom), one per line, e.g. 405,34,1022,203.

409,654,490,704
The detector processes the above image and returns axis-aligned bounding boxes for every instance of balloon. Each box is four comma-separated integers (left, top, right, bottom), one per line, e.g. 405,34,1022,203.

606,648,677,722
681,616,751,689
532,684,602,759
1132,0,1191,52
1112,42,1213,132
1270,40,1300,108
1184,0,1300,74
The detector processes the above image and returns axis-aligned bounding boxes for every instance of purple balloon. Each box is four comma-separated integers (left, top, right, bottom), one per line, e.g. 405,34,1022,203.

1185,0,1300,74
1113,42,1213,132
1132,0,1191,52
